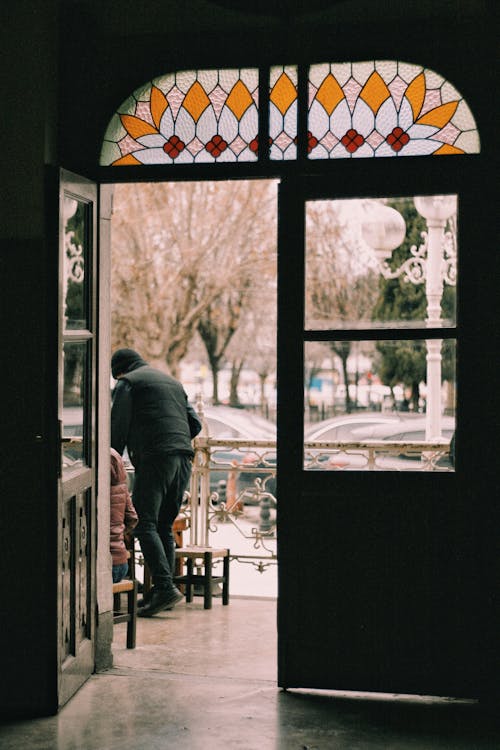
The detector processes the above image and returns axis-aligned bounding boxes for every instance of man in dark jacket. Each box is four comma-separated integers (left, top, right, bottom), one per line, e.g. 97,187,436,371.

111,348,202,616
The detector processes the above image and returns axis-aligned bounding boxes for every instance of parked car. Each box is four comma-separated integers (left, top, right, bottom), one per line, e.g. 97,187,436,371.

304,411,417,443
304,412,453,471
351,416,455,469
198,405,276,504
304,411,421,470
62,403,278,500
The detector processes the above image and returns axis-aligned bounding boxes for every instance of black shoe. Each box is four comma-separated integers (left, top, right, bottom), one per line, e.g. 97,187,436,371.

138,586,175,611
137,587,154,609
138,587,184,617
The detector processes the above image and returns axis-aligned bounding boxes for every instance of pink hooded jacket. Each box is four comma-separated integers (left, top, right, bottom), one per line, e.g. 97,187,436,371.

110,448,138,565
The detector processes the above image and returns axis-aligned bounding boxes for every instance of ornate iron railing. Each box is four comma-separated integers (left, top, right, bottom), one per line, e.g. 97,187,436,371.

181,436,278,574
63,432,451,581
176,434,452,576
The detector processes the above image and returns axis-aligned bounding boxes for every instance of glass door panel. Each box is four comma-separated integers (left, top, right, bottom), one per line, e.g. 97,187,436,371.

58,170,97,708
62,340,91,469
63,196,90,330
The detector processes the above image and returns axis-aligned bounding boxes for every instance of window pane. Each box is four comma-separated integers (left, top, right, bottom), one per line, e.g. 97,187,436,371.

305,195,457,330
63,196,88,330
308,61,480,160
304,340,456,472
62,341,89,469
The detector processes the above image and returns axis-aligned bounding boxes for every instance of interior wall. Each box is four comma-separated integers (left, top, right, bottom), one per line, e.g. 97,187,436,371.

0,0,61,716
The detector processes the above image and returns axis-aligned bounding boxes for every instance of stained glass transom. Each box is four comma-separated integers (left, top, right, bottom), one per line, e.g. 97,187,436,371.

100,69,259,165
308,61,480,159
269,66,298,160
101,61,479,166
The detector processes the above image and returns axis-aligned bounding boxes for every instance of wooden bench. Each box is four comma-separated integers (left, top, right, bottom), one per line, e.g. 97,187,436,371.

174,547,230,610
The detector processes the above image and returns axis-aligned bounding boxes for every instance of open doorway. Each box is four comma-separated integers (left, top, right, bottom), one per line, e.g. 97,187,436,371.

109,178,279,673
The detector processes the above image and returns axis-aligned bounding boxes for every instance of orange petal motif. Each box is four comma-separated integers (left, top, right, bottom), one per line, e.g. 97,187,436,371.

405,73,426,121
120,114,159,139
416,101,458,128
183,81,211,123
433,143,465,155
315,73,344,116
270,73,297,116
112,153,142,165
360,71,390,114
150,86,169,129
226,80,255,120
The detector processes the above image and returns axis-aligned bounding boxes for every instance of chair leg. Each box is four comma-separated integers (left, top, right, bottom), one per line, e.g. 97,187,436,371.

126,581,137,649
203,552,213,609
185,557,193,602
222,553,230,605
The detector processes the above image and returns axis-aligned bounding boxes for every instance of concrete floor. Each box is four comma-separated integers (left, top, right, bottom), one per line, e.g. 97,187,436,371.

0,596,497,750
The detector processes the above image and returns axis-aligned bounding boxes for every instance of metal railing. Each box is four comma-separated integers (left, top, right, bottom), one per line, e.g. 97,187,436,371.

63,430,451,578
177,434,452,574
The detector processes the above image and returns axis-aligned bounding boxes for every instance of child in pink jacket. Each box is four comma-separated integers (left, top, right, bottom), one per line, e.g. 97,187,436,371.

110,448,138,583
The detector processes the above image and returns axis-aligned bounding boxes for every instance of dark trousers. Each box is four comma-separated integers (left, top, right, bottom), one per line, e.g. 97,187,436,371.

132,454,192,591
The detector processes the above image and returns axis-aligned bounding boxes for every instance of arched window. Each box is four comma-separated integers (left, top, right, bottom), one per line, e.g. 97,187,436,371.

100,60,479,166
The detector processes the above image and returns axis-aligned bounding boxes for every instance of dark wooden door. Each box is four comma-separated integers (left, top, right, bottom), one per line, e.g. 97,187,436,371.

276,158,493,698
58,170,98,707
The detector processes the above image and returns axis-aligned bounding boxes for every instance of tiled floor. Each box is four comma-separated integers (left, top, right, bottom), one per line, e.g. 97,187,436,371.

0,596,497,749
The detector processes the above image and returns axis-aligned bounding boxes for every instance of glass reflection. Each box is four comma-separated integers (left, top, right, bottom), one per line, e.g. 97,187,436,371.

63,196,87,330
62,341,87,468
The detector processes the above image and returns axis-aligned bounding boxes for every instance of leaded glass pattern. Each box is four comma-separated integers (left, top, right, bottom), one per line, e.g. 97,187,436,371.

100,69,259,165
269,65,298,160
101,61,480,166
308,61,480,159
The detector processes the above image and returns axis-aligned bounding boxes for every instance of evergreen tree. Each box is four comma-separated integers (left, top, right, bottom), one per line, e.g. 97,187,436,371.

373,198,456,411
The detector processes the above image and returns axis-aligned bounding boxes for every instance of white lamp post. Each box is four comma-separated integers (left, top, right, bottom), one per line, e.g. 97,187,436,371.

361,203,407,263
413,195,457,440
361,197,457,440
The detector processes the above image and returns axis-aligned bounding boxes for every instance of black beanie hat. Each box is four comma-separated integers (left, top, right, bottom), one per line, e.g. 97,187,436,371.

111,349,147,378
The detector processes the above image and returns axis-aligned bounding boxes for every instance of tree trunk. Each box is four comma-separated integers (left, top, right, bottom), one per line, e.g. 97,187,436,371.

258,371,268,410
229,360,244,407
411,381,420,412
210,361,220,405
341,354,353,413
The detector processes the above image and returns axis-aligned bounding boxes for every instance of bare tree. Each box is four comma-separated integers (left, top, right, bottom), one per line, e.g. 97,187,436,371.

305,200,379,412
197,283,251,404
111,180,277,377
195,181,276,403
224,273,277,409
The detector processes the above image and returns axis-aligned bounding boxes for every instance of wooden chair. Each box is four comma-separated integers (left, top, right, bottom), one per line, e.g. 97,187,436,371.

141,515,189,597
174,547,230,610
112,578,138,648
112,548,138,649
